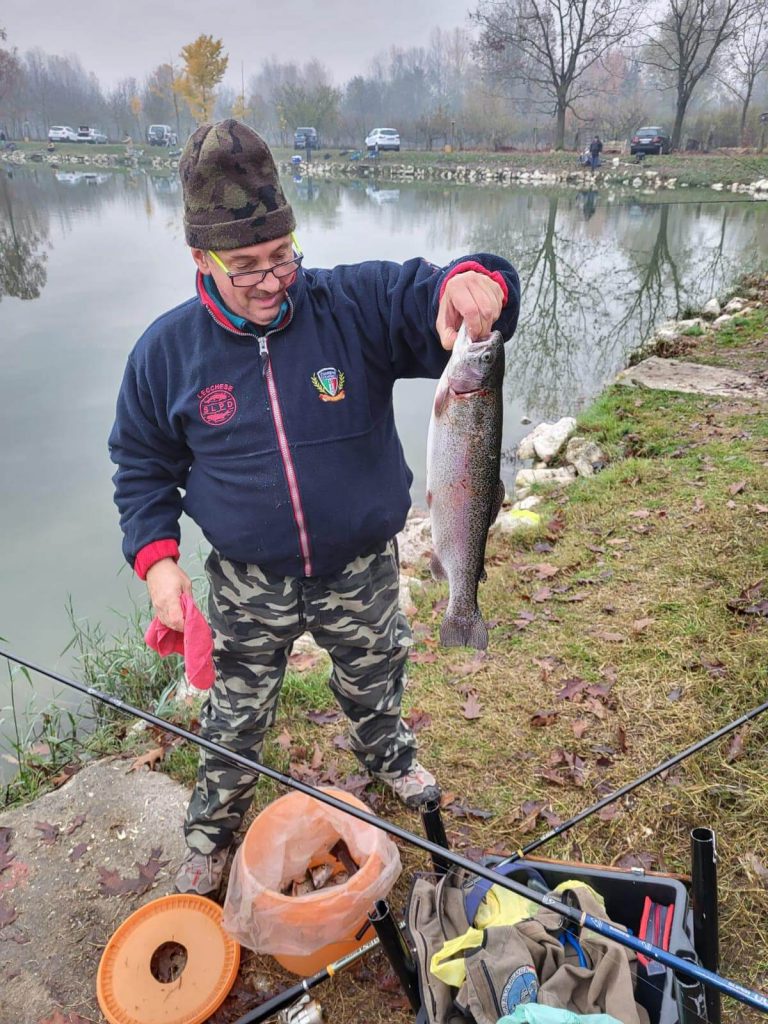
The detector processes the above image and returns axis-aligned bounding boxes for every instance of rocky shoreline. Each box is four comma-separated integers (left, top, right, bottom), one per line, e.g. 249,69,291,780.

4,145,768,196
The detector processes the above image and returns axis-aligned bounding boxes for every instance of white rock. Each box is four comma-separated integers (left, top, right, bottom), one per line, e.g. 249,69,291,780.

724,297,748,314
655,327,680,343
702,298,721,318
513,495,543,510
711,183,724,191
564,437,606,477
517,417,577,463
515,466,577,492
712,314,734,326
492,509,542,535
676,318,706,330
397,513,432,566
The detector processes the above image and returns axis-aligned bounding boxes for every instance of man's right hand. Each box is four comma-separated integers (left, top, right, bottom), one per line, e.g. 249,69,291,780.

145,558,193,631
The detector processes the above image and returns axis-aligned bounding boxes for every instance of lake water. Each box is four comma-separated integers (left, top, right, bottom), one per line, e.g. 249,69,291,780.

2,163,767,756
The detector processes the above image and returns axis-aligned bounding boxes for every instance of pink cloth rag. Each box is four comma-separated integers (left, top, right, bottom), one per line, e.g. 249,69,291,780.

145,593,215,690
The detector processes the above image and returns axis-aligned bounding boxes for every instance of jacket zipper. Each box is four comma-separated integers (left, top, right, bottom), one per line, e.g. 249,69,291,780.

258,330,314,576
202,293,314,576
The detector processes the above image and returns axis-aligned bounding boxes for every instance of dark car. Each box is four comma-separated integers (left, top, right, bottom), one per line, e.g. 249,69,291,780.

294,127,319,149
630,126,672,156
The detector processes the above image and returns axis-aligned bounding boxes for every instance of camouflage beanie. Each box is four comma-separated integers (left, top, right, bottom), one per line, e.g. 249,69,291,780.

179,119,295,249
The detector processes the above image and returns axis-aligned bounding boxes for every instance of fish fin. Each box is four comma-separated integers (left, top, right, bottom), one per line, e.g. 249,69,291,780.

430,551,447,581
433,380,450,417
440,610,489,650
490,479,506,525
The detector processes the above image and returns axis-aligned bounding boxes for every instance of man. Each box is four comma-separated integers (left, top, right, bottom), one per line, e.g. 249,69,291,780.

109,120,520,896
589,135,603,171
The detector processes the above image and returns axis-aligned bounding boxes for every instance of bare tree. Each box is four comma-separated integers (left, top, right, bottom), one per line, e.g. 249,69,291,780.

717,1,768,144
641,0,754,149
471,0,639,149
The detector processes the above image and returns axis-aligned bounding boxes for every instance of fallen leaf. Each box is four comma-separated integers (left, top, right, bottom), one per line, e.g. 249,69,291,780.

307,709,343,726
310,744,324,770
628,509,650,518
332,734,352,750
98,848,170,896
667,687,683,702
34,821,60,846
531,587,552,603
754,504,768,514
69,843,88,862
337,774,372,799
534,655,564,680
591,630,625,643
617,725,628,753
571,719,589,739
404,708,432,733
449,653,488,682
276,728,293,750
530,710,558,728
409,651,438,664
533,562,560,579
725,726,750,763
606,537,629,547
692,497,706,513
632,617,656,634
128,747,164,773
0,901,18,927
728,480,747,496
614,851,656,871
461,692,483,720
598,803,621,822
48,765,81,788
583,697,607,719
742,852,768,886
539,768,568,787
444,801,493,819
64,814,86,835
557,677,588,701
289,651,322,672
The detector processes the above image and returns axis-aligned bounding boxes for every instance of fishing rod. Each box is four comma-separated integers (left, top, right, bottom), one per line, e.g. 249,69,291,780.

3,649,768,1014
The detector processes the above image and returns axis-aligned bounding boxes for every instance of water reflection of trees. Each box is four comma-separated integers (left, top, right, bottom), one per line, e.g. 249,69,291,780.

0,171,49,301
465,193,767,419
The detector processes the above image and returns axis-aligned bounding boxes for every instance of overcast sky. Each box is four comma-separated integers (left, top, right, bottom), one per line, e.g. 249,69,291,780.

5,0,476,90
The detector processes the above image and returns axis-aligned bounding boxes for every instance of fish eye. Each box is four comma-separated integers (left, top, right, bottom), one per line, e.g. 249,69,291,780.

481,351,492,362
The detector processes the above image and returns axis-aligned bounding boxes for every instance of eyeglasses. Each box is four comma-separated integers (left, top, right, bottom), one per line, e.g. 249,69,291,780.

207,238,304,288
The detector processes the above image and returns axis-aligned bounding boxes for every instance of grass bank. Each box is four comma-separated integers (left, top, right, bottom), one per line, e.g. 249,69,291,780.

6,140,768,189
3,277,768,1021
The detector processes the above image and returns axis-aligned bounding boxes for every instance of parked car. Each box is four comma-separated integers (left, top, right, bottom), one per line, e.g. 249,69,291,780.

630,126,672,156
294,126,319,149
365,128,400,152
146,124,178,146
75,126,107,144
48,126,78,143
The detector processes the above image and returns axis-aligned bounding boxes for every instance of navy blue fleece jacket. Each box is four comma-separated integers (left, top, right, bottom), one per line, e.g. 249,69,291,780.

108,254,520,579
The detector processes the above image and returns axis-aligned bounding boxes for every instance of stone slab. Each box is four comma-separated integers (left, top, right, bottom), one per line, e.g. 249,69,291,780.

615,357,768,399
0,758,189,1022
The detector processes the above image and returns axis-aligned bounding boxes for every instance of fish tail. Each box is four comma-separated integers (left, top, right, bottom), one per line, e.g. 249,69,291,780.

440,608,489,650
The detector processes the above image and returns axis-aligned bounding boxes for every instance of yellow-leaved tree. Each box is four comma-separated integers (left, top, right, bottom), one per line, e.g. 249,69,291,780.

175,34,228,124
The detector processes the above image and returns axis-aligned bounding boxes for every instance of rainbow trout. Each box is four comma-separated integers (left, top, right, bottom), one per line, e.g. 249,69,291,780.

426,323,505,649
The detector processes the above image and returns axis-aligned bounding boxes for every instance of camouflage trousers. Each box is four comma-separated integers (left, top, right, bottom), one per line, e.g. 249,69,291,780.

185,540,416,854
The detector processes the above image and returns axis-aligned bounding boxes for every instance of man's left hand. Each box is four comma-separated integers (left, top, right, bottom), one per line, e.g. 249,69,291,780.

436,271,504,350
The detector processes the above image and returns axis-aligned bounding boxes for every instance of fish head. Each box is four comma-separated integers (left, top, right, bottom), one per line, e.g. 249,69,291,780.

447,330,505,395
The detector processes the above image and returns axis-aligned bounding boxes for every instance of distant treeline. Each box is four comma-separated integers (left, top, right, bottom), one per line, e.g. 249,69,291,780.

1,2,767,152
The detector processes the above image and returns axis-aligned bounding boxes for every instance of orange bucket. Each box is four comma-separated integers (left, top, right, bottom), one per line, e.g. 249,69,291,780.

240,787,385,976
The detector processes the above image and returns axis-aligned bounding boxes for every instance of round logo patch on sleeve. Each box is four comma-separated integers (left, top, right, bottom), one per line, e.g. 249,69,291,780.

501,964,538,1012
199,383,237,426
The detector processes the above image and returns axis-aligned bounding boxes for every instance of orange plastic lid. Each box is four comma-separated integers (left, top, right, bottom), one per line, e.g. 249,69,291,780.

97,894,241,1024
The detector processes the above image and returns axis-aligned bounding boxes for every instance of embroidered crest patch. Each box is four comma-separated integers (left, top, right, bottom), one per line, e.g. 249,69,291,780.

311,366,346,402
198,383,237,426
